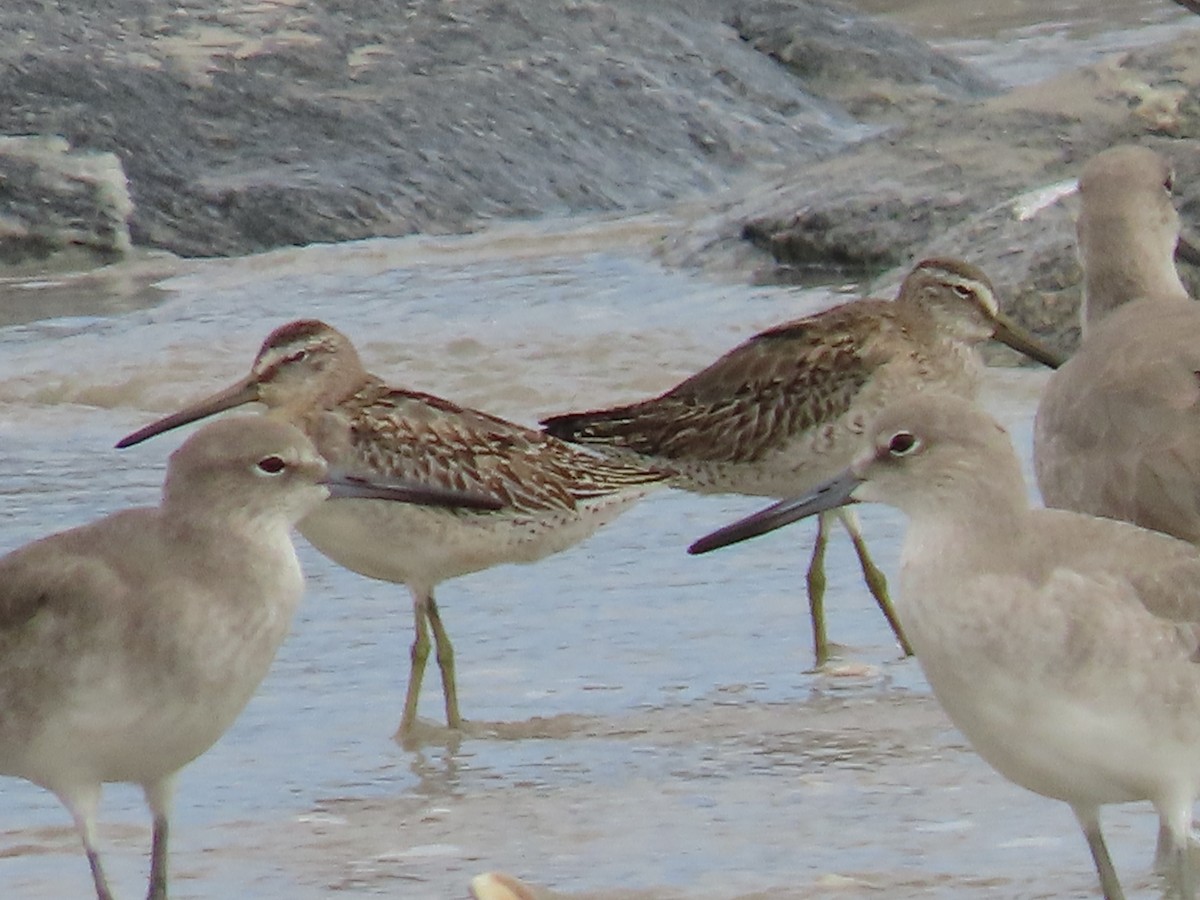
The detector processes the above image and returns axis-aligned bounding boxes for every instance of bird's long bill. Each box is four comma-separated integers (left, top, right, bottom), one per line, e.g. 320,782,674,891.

324,470,505,510
688,469,862,555
991,314,1065,370
116,376,260,448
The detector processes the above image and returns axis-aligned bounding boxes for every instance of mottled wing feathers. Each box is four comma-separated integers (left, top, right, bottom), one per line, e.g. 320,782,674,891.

542,301,901,464
316,383,665,515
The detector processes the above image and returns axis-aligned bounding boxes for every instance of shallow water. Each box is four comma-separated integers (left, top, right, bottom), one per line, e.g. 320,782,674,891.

0,216,1173,900
1,5,1195,899
855,0,1200,87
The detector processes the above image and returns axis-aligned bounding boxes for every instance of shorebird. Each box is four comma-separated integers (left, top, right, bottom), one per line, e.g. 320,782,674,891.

115,319,667,739
0,416,493,900
691,393,1200,900
1034,145,1200,873
1035,145,1200,542
542,257,1063,668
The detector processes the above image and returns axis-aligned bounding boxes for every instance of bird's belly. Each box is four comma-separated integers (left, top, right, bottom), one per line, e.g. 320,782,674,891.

3,584,295,790
913,633,1200,809
933,679,1159,805
298,493,646,587
14,660,273,789
897,549,1200,809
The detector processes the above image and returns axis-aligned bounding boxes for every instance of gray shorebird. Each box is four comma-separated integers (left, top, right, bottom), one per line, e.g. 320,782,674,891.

0,416,493,900
116,319,667,739
1034,145,1200,872
1035,145,1200,541
692,394,1200,900
542,257,1063,668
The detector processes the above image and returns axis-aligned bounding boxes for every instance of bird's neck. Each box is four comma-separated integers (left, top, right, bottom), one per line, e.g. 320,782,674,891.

162,494,296,550
896,459,1030,577
1079,229,1189,332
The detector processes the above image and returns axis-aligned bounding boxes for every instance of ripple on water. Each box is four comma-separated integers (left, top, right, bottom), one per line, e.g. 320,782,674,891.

0,214,1169,898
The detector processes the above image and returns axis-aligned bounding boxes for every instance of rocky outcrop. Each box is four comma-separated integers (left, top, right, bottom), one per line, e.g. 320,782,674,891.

0,0,990,260
660,32,1200,355
5,0,1200,356
727,1,994,123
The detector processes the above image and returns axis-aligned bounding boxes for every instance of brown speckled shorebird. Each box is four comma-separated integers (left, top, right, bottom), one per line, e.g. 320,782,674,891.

116,320,667,740
542,257,1064,668
0,416,492,900
1034,144,1200,873
689,394,1200,900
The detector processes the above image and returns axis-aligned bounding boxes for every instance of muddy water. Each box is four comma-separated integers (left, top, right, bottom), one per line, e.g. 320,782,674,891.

1,5,1196,899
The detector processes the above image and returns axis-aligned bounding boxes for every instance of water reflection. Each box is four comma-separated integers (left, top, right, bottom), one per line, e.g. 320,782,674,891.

406,743,467,799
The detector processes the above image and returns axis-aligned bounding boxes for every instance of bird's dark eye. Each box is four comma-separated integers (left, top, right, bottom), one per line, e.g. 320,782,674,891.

257,455,287,475
952,284,974,299
887,431,920,457
283,349,308,365
1166,171,1176,193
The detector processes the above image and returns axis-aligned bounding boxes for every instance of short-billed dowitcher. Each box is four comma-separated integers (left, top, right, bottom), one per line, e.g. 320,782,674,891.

693,393,1200,900
542,257,1063,668
0,416,490,900
116,320,667,739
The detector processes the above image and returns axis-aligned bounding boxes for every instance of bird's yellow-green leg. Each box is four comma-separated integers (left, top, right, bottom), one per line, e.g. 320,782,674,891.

398,589,433,738
426,595,462,730
805,511,831,668
838,508,912,657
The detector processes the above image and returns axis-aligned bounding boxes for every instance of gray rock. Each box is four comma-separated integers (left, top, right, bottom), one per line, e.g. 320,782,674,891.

661,33,1200,357
727,0,995,122
0,135,132,266
0,0,991,259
